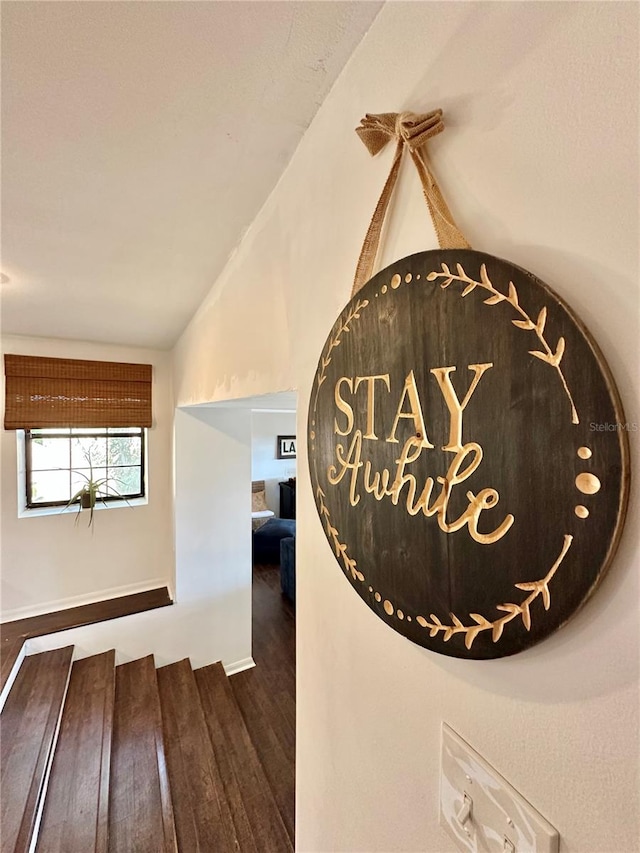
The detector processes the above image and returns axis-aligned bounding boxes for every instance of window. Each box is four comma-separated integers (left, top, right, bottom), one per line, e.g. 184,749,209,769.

24,427,145,509
5,354,152,515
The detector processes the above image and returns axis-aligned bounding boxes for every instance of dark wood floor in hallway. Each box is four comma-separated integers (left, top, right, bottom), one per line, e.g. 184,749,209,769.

229,563,296,846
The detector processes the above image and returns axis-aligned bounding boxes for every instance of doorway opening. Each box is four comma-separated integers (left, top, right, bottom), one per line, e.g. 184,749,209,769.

230,391,298,840
174,390,296,841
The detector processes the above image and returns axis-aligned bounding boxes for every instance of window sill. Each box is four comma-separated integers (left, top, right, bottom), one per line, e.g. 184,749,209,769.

18,496,148,519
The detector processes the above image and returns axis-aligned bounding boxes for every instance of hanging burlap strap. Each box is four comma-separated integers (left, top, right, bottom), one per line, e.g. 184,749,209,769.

352,109,470,296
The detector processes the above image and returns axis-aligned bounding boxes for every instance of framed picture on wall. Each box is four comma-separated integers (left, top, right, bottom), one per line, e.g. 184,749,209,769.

277,435,296,459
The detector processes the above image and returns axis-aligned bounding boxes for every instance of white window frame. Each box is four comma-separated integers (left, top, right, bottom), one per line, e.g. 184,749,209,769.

16,429,149,518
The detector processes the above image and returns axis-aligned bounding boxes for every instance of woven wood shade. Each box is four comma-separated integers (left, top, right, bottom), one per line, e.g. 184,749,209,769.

4,355,152,429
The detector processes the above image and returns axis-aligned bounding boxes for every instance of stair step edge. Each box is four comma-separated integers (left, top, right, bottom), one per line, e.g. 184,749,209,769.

4,646,73,851
0,637,28,710
110,655,178,853
195,662,293,852
156,658,241,852
21,647,75,853
35,650,115,853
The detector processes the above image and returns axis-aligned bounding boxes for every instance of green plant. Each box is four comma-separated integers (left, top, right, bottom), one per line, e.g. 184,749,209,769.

63,448,128,528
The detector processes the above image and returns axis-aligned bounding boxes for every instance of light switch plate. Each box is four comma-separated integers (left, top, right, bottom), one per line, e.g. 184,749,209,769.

440,723,559,853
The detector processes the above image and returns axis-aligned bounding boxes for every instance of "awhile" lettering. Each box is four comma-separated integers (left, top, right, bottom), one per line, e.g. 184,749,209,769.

328,364,514,545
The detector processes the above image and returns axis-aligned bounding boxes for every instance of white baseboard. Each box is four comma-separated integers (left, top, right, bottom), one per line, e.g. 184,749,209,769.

0,578,171,623
223,656,256,676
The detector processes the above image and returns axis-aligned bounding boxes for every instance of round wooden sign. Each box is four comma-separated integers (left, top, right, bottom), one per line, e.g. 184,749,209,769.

308,250,629,659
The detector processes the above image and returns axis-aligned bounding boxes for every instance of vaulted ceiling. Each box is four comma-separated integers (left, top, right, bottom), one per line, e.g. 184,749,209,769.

1,1,381,349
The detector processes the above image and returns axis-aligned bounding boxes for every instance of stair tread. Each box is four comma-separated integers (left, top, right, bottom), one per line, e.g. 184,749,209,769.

230,668,295,843
0,646,74,853
36,649,115,853
195,662,293,853
0,635,26,695
108,655,177,853
156,659,239,852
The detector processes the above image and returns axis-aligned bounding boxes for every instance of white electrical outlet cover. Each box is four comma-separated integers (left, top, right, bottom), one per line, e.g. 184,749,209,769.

440,723,559,853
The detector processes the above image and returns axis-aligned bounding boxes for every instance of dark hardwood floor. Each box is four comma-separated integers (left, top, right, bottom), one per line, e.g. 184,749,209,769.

0,569,295,851
37,650,116,853
109,655,177,853
0,635,26,697
0,646,74,853
157,659,239,851
195,662,292,852
229,563,296,846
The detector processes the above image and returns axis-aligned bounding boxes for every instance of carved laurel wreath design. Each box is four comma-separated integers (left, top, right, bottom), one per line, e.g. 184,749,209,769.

312,298,369,415
310,259,576,650
426,262,579,425
315,483,573,650
316,485,363,582
418,534,573,648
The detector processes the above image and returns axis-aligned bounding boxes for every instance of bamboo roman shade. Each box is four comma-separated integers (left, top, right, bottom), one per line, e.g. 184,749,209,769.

4,355,152,429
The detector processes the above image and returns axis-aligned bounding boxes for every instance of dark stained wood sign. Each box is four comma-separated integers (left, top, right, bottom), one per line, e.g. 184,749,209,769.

308,250,629,658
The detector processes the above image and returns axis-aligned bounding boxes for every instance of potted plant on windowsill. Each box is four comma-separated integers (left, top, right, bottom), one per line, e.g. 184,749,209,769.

64,449,128,528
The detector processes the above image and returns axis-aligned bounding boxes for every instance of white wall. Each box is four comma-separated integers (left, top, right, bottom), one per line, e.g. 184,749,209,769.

26,404,254,672
251,410,297,513
174,3,639,850
1,335,174,620
173,405,252,664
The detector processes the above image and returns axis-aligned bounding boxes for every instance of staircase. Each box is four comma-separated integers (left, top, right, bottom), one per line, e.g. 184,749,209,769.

0,648,293,853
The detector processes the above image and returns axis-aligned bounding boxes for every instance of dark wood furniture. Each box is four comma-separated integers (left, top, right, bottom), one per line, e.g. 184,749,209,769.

278,479,296,519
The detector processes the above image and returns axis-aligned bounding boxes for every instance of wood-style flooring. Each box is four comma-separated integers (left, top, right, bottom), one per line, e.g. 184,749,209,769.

195,662,292,852
36,650,115,853
109,655,177,853
0,646,74,852
230,563,296,845
0,566,295,851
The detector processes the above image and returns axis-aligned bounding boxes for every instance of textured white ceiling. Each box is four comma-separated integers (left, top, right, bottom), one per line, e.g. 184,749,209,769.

1,1,381,349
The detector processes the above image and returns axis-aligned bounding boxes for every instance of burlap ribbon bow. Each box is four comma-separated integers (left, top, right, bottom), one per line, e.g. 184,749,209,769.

352,110,470,296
